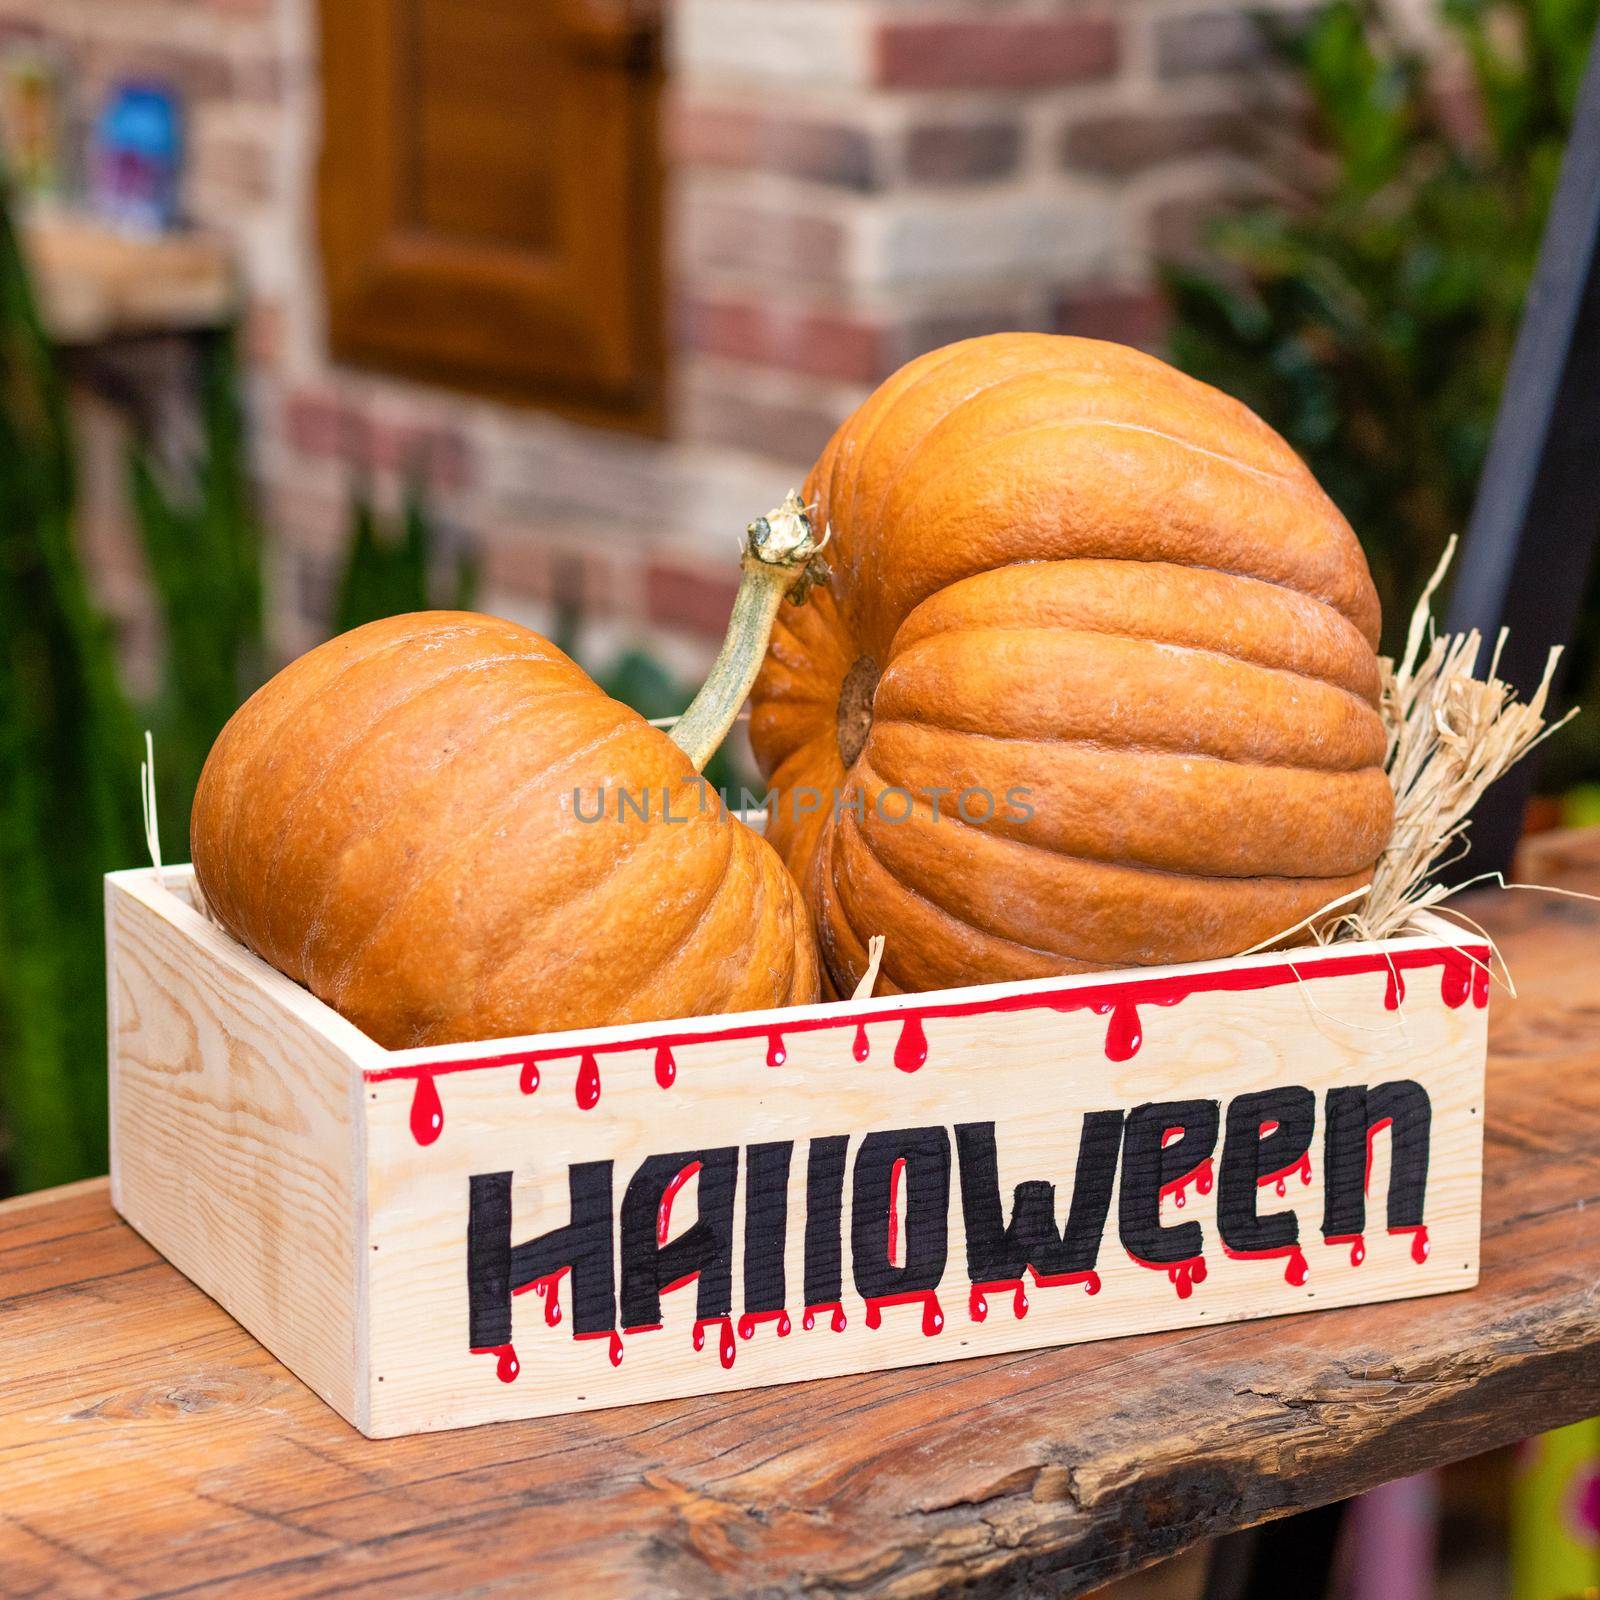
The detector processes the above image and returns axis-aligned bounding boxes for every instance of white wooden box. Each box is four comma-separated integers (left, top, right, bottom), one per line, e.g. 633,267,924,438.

106,864,1489,1438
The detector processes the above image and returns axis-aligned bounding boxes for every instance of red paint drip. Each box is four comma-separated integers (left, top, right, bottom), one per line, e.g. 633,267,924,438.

803,1302,847,1332
518,1059,540,1095
519,1268,567,1327
1101,998,1143,1061
864,1289,944,1336
1033,1266,1101,1298
1326,1232,1366,1267
766,1031,787,1067
968,1280,1029,1322
657,1160,702,1246
1473,962,1490,1007
1392,1223,1430,1264
1441,953,1471,1008
654,1044,676,1089
1222,1242,1309,1287
736,1308,792,1340
575,1051,601,1110
886,1156,906,1268
372,942,1492,1097
1131,1253,1208,1300
408,1073,443,1146
1261,1151,1313,1197
1383,965,1406,1010
575,1328,625,1366
472,1343,519,1383
893,1014,928,1073
1161,1156,1214,1211
693,1316,737,1369
852,1022,870,1062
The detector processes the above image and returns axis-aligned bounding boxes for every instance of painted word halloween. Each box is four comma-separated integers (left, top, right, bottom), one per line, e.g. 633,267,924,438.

466,1081,1432,1374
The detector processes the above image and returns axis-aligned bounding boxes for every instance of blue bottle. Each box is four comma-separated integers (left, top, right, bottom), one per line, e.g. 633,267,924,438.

93,81,182,233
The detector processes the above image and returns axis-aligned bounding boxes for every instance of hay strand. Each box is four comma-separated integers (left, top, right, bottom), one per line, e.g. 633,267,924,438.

852,935,886,1001
1321,537,1577,945
139,729,166,893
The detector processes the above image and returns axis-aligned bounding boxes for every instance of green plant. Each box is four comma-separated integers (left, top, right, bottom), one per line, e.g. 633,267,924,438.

0,193,143,1188
1164,0,1600,784
130,333,264,866
331,479,477,634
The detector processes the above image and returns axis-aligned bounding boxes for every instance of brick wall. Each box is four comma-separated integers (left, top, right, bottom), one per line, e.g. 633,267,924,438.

5,0,1313,675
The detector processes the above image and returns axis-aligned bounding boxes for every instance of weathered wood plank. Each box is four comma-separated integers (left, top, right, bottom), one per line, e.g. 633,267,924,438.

4,830,1600,1599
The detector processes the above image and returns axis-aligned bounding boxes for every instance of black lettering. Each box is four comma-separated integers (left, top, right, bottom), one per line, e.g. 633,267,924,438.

956,1113,1122,1281
467,1162,615,1346
804,1136,850,1305
1217,1088,1315,1254
1119,1100,1220,1264
620,1149,737,1326
851,1128,950,1299
743,1141,793,1315
1322,1081,1432,1237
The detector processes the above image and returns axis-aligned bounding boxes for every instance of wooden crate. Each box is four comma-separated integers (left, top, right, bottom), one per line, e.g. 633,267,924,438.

106,864,1489,1439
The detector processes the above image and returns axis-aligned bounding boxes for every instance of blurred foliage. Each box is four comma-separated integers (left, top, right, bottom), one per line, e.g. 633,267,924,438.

130,334,264,868
0,190,142,1189
1164,0,1600,785
332,480,477,633
0,202,263,1187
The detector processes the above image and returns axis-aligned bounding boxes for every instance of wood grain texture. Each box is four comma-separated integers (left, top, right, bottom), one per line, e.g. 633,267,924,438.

8,828,1597,1598
106,868,375,1428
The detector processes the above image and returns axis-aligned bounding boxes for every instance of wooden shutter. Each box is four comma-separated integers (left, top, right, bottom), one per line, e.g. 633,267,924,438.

317,0,663,428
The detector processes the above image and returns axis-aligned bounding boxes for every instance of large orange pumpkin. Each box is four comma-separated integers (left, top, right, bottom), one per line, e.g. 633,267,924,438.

750,334,1394,997
193,504,825,1048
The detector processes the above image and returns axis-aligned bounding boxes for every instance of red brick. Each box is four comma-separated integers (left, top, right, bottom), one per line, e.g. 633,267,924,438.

283,389,349,459
1156,7,1314,78
676,194,848,284
281,390,473,490
670,102,880,192
875,16,1117,91
892,303,1054,366
1061,108,1251,176
668,102,759,170
905,118,1022,184
680,297,886,385
1055,287,1170,351
244,298,285,368
371,423,474,491
679,371,845,464
482,530,620,617
645,561,741,638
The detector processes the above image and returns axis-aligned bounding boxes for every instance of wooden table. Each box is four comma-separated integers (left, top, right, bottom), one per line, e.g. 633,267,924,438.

5,833,1600,1599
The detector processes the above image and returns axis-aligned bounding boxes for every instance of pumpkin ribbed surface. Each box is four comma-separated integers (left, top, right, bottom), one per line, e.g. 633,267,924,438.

749,333,1394,997
192,612,818,1048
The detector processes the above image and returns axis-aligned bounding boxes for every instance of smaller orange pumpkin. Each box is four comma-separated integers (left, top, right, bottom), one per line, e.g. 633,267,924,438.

192,497,828,1048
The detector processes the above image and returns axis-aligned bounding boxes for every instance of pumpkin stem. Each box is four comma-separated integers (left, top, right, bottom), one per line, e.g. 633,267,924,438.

670,490,830,773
